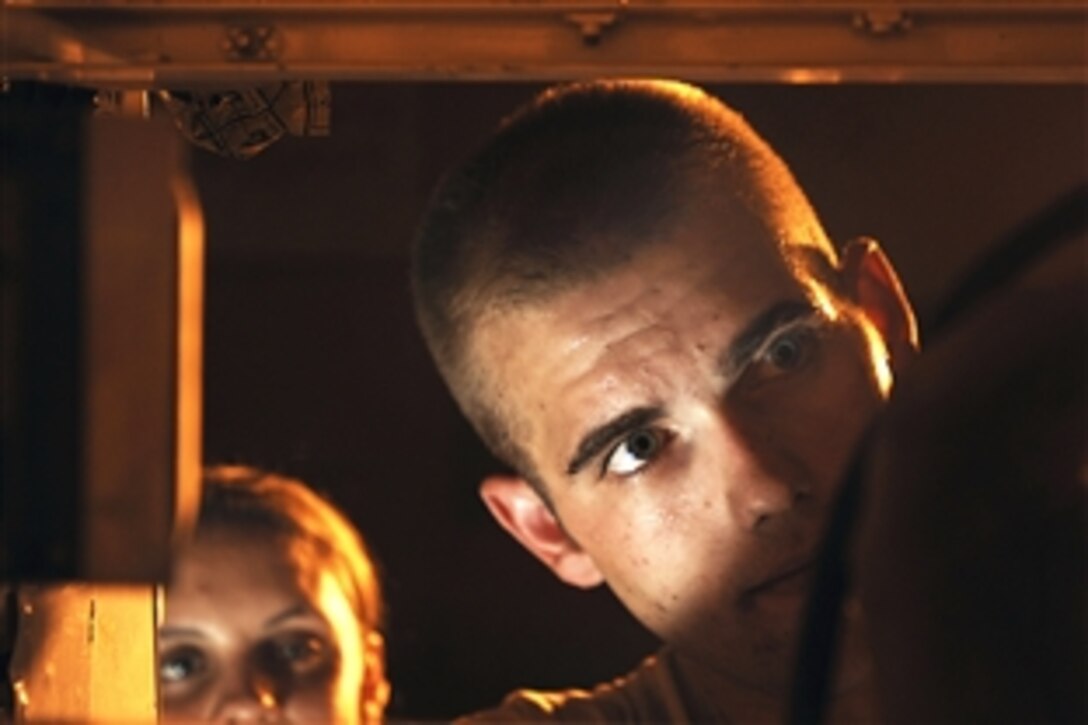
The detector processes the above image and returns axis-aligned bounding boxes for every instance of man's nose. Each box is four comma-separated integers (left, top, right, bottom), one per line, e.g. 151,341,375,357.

715,412,806,532
727,466,797,531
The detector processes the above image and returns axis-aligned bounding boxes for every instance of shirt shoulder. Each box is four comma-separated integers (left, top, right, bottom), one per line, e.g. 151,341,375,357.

456,649,694,723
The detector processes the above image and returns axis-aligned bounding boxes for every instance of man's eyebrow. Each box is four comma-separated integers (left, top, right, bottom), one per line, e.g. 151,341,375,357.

566,406,663,477
718,299,816,383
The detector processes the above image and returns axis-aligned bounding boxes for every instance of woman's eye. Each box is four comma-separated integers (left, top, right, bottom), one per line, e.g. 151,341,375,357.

273,632,328,672
604,427,669,477
160,646,207,684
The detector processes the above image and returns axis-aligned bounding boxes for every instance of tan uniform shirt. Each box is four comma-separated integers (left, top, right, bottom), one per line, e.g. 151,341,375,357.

459,649,700,723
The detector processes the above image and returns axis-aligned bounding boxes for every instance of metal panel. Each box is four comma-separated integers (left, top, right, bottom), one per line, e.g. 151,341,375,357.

0,104,203,583
2,1,1085,84
8,584,158,722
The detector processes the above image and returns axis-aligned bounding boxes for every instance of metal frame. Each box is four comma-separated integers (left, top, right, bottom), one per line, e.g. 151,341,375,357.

3,1,1086,86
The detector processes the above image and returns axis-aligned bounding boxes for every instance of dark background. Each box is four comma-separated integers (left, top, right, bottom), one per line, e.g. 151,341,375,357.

194,83,1086,719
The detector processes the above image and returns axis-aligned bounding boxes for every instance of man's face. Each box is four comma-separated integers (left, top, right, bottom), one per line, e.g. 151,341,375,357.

472,195,893,691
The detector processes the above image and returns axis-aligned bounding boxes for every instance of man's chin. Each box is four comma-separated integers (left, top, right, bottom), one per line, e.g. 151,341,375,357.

672,621,803,698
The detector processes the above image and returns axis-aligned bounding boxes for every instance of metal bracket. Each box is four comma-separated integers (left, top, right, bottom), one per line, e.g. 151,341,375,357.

853,9,913,36
566,11,621,46
222,25,281,61
93,90,150,119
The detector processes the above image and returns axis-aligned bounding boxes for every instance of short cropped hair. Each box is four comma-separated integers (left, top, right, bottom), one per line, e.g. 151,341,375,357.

411,79,835,484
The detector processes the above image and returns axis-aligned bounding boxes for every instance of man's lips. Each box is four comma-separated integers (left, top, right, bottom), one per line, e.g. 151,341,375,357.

743,560,817,601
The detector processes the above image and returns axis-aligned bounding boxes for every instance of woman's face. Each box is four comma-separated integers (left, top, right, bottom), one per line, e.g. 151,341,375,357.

159,525,371,723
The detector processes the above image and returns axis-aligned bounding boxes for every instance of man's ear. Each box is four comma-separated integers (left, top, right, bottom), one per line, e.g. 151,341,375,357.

479,475,604,589
840,238,919,371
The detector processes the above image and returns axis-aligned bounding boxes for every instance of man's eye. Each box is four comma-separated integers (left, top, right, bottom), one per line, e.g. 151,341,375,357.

604,427,669,477
767,335,804,370
160,646,207,685
755,325,817,377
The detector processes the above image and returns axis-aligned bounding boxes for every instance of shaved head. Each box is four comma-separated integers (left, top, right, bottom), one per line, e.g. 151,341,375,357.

411,80,836,484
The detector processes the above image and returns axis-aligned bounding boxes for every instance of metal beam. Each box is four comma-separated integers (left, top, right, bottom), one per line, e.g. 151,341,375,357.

3,1,1086,85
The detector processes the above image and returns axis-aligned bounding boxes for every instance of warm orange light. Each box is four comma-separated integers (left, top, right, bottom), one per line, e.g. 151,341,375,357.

780,68,845,84
9,585,157,721
173,171,205,551
315,570,365,725
258,690,277,710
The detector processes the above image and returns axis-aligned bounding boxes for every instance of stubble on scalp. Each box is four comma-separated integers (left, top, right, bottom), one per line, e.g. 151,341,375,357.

412,80,839,492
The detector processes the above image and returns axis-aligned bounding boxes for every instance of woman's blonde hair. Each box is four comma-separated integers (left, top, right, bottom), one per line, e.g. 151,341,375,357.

195,465,387,720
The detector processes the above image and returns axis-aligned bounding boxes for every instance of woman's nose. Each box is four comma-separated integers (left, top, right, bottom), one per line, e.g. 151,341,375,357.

215,691,277,723
214,664,288,722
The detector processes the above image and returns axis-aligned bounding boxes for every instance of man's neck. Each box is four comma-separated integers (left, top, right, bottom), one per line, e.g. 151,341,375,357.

671,650,785,723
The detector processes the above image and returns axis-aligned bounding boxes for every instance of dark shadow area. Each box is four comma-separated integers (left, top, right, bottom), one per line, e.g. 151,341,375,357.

64,82,1088,720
